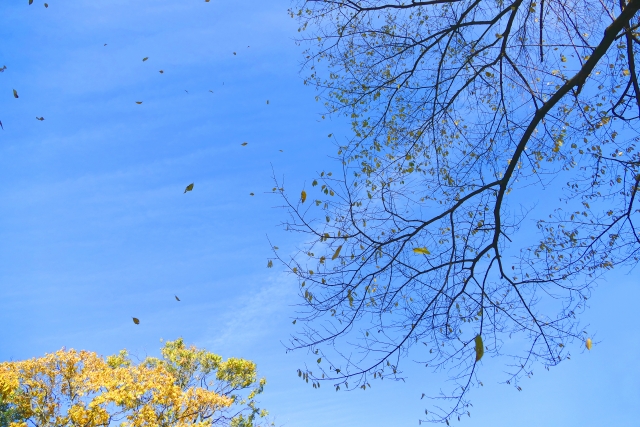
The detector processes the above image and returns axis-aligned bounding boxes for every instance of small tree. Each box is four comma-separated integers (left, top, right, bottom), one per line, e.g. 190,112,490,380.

0,338,269,427
277,0,640,422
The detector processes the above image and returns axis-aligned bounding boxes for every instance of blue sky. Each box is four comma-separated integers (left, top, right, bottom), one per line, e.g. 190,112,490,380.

0,1,638,426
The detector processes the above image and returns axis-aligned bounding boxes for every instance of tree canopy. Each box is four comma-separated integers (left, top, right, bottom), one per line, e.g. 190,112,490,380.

276,0,640,422
0,339,269,427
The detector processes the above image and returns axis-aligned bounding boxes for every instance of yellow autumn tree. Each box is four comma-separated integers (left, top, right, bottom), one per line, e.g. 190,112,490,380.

0,338,269,427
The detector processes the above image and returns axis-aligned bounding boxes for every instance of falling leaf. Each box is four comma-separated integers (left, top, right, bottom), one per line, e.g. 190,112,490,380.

233,52,236,55
159,70,164,74
132,317,140,325
301,190,307,203
331,245,343,260
241,142,248,146
29,0,33,4
184,183,194,193
135,101,143,104
35,117,44,121
266,100,269,104
209,90,213,93
142,57,148,62
279,149,283,152
13,89,18,98
205,0,210,2
292,319,296,324
104,44,107,46
44,3,48,7
474,335,484,362
413,247,430,255
250,192,255,196
0,65,6,72
267,260,273,268
175,295,180,301
585,338,593,350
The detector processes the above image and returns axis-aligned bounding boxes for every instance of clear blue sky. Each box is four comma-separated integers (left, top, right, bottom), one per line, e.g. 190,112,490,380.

1,1,638,426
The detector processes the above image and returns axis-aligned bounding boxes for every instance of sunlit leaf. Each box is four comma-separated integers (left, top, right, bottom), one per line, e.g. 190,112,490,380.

301,190,307,203
184,183,194,193
331,245,343,260
586,338,593,350
132,317,140,325
413,247,430,255
474,335,484,361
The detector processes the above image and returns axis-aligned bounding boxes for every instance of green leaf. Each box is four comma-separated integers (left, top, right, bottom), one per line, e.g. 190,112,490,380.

317,358,321,363
184,183,194,193
474,335,484,361
12,89,18,98
332,245,343,260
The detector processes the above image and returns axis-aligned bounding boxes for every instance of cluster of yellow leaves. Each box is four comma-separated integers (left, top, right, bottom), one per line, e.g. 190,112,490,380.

0,338,268,427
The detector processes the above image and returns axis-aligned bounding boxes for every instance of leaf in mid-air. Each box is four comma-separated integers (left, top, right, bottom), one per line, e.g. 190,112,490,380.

331,245,343,260
184,183,194,193
585,338,593,350
175,295,180,301
267,260,273,268
474,335,484,361
44,3,48,7
250,193,255,196
159,70,164,74
36,117,44,121
29,0,33,4
413,247,430,255
13,89,18,98
135,101,143,104
266,100,269,104
301,190,307,203
132,317,140,325
241,142,248,146
142,57,148,62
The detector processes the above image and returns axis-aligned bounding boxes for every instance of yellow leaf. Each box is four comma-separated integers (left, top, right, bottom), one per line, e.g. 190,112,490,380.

474,335,484,361
267,260,273,268
12,89,18,98
241,142,248,146
142,57,148,62
331,245,343,260
132,317,140,325
413,247,430,255
301,190,307,203
623,69,630,76
585,338,592,350
184,183,194,193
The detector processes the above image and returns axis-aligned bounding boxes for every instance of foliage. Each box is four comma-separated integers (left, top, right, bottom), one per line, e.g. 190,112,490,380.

0,338,269,427
276,0,640,422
